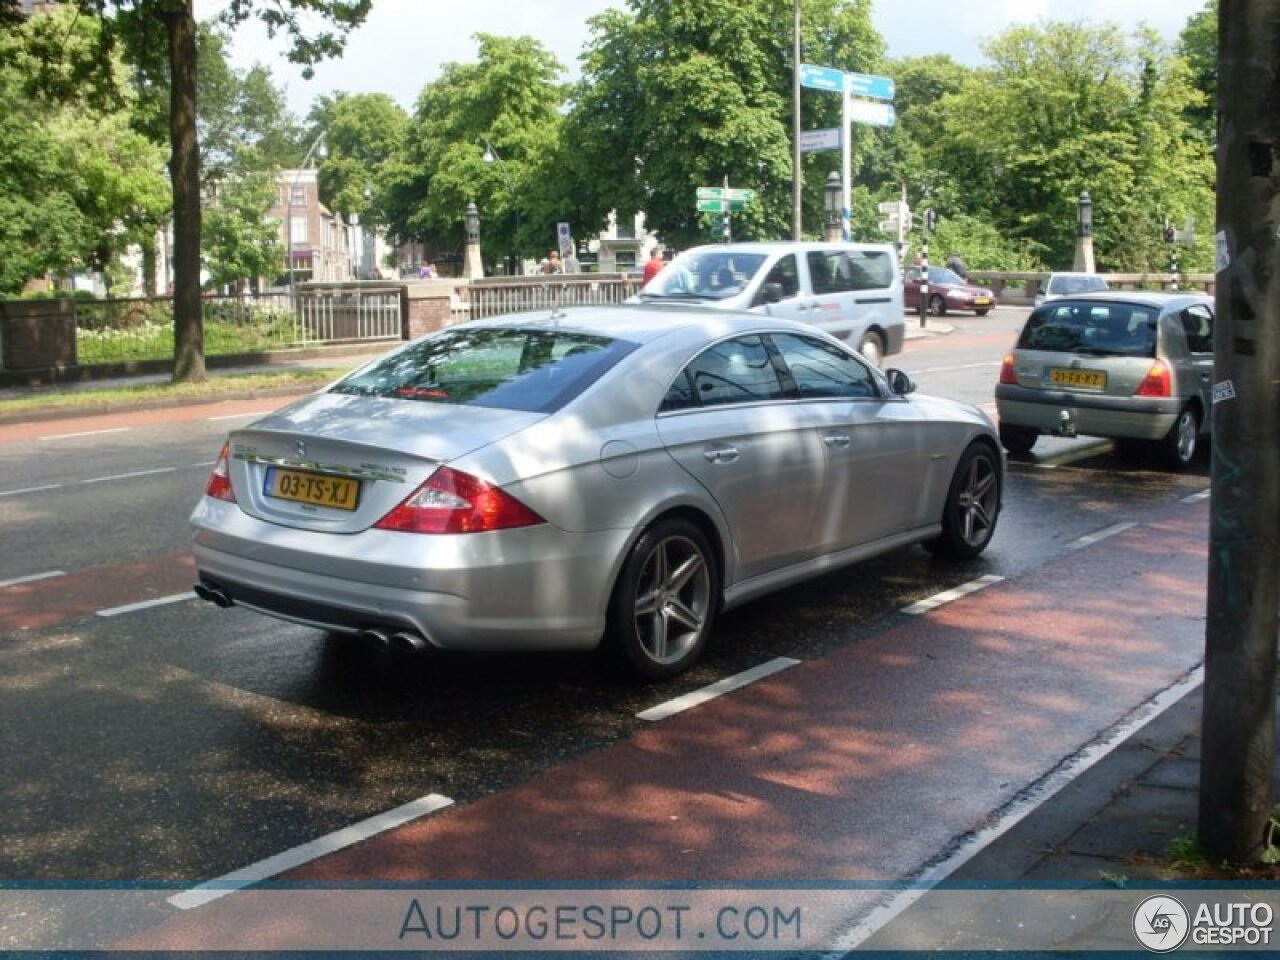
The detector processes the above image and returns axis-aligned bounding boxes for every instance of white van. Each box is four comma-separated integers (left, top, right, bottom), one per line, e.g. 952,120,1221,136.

632,241,905,364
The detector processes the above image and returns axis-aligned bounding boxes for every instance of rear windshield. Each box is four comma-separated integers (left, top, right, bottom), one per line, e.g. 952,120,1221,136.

1048,275,1109,296
330,327,638,413
1018,302,1158,358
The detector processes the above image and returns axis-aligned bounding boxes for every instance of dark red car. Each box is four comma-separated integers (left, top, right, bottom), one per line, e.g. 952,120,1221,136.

905,266,997,317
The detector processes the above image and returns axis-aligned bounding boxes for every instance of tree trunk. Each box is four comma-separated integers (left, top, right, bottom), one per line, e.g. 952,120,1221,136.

163,2,204,383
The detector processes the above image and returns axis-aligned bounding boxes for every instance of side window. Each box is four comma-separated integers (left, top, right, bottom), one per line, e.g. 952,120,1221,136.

770,333,879,399
1180,305,1213,354
760,255,799,299
664,335,788,410
806,251,838,295
844,250,893,291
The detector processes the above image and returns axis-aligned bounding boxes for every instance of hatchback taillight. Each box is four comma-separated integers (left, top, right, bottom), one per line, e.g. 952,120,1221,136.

999,352,1019,385
205,442,236,502
374,467,546,535
1135,359,1172,397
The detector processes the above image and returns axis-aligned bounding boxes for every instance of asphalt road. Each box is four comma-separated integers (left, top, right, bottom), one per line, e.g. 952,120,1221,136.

0,306,1212,897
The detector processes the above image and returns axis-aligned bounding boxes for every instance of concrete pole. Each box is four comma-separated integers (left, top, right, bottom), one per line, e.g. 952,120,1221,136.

462,201,484,280
1198,0,1280,866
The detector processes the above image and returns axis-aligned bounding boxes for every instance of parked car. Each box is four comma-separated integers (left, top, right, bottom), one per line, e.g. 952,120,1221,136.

995,291,1213,468
191,307,1003,680
904,266,997,317
633,241,904,366
1034,272,1110,306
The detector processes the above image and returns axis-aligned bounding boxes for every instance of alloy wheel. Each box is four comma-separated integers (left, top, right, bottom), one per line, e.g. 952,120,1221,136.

632,535,712,666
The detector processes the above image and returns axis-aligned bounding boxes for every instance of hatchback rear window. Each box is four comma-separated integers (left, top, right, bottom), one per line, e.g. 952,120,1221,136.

330,327,638,412
1018,303,1157,358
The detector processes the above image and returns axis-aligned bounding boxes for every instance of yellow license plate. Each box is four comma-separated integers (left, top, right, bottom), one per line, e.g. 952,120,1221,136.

973,297,991,305
265,467,360,511
1048,367,1107,389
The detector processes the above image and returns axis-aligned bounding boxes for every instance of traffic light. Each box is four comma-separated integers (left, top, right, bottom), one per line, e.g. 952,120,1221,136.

924,208,938,233
1163,222,1176,244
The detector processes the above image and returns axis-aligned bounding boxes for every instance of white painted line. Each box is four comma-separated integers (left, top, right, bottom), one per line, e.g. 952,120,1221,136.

168,793,455,911
823,667,1205,956
0,570,66,589
1182,488,1211,504
38,427,131,441
207,411,273,421
96,592,195,618
636,657,802,723
901,574,1004,615
0,483,63,498
1068,521,1137,550
913,362,1003,375
191,461,216,468
1032,440,1113,469
80,467,177,485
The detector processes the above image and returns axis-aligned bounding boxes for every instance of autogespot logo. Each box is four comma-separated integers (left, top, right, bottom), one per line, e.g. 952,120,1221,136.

1133,895,1191,952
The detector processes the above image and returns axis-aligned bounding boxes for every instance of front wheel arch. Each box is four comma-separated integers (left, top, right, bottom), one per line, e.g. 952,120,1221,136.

926,439,1003,560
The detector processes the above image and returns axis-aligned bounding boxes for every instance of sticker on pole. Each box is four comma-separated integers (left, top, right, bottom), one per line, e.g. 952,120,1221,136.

1212,380,1236,405
1216,230,1230,272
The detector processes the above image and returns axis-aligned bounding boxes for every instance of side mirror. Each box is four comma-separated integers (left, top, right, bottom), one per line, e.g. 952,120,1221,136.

886,368,917,396
761,281,784,304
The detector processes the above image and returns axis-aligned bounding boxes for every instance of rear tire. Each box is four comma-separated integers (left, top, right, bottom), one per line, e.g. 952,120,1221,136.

999,422,1039,456
928,443,1001,559
928,294,947,317
606,518,718,681
1160,406,1199,470
975,309,990,317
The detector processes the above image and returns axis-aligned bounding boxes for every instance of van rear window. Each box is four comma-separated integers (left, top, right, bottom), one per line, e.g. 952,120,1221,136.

807,250,894,294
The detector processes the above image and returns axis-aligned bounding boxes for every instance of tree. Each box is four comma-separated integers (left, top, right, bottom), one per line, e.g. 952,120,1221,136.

202,155,283,292
565,0,883,249
75,0,371,382
385,34,565,270
0,6,168,295
1178,0,1218,142
310,92,409,233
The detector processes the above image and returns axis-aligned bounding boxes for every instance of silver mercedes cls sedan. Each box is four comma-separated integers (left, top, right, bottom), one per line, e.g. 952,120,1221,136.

191,307,1002,679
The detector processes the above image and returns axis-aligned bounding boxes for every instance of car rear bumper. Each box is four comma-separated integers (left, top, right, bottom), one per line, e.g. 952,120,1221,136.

995,384,1182,440
190,498,628,651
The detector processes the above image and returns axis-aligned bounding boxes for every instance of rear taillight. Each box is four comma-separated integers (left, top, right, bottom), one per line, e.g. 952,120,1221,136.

1135,359,1172,397
374,466,546,535
205,442,236,502
999,352,1019,385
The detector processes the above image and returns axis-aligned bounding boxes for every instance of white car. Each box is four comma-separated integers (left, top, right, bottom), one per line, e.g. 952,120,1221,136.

1034,272,1110,306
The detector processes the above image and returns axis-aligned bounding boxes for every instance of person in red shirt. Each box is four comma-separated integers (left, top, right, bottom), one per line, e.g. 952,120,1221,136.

642,246,665,284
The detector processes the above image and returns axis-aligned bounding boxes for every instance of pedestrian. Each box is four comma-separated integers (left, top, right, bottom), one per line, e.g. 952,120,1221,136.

945,251,969,280
539,250,563,275
643,246,665,284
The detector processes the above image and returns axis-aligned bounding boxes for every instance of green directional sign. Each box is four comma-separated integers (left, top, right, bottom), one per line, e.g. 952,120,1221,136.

696,186,726,200
696,187,755,212
697,198,750,213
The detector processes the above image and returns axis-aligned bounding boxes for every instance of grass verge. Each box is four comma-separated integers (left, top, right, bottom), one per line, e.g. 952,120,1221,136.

0,369,347,420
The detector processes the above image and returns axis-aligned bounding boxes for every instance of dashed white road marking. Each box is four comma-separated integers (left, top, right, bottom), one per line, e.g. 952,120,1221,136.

96,592,194,618
1068,521,1137,550
38,427,131,441
1030,441,1113,469
81,467,177,485
1181,488,1211,503
0,570,66,589
911,362,1003,375
901,574,1004,615
207,411,273,421
168,793,455,911
0,483,63,498
636,657,802,722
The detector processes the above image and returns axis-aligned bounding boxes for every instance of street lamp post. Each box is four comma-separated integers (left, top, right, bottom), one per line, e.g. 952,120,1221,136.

287,133,327,302
1073,190,1095,273
482,139,520,275
463,201,483,279
823,172,843,242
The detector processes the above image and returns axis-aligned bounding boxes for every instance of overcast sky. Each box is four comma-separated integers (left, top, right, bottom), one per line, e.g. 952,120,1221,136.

197,0,1211,118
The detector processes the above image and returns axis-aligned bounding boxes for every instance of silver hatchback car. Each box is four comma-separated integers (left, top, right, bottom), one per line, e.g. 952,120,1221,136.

192,307,1002,679
995,292,1214,468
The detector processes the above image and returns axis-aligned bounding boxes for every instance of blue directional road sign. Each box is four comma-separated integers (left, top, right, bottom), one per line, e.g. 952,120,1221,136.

799,63,845,93
845,71,895,101
846,98,896,127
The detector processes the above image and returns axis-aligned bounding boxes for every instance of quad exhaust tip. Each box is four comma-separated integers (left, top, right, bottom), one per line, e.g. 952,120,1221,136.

193,583,233,608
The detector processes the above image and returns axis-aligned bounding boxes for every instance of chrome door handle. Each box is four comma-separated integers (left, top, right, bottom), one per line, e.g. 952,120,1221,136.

704,446,740,464
823,434,851,448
